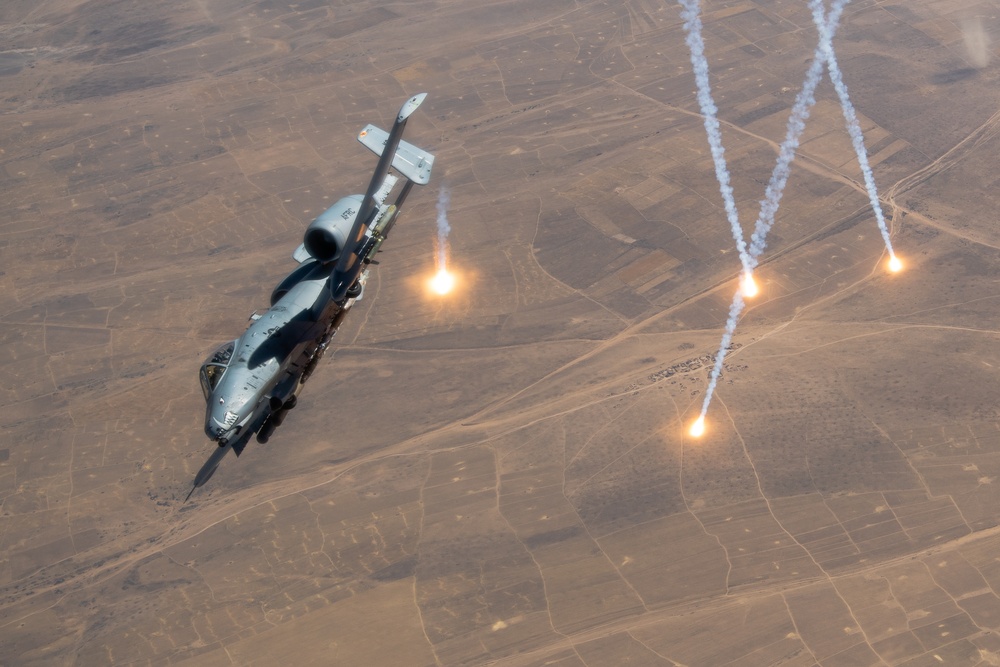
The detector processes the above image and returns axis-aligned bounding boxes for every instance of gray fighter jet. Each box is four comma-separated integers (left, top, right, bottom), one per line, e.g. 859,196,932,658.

189,94,435,499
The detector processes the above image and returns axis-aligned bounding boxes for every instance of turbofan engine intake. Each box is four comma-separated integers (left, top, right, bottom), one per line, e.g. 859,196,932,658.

302,195,362,263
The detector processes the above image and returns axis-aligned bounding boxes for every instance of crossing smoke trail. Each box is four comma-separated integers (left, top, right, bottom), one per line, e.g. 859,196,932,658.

812,1,897,262
747,0,849,266
696,0,850,424
678,0,751,274
435,186,451,270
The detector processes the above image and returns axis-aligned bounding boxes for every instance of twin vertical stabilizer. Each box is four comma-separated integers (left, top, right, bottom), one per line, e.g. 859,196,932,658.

330,93,436,300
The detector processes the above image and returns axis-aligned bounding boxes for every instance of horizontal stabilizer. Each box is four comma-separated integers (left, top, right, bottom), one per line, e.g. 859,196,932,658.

357,125,435,185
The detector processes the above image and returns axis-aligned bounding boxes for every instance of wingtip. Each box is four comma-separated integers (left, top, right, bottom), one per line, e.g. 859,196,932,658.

397,93,428,123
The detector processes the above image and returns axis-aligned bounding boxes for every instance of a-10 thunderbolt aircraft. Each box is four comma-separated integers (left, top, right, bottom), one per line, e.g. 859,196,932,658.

188,94,435,499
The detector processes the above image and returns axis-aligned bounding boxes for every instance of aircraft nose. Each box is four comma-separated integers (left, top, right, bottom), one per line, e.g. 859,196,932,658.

205,409,241,441
205,421,225,441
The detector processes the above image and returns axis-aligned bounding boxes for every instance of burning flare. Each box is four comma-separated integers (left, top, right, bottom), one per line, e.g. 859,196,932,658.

430,268,456,295
689,415,706,438
428,186,456,296
739,272,759,298
888,255,903,273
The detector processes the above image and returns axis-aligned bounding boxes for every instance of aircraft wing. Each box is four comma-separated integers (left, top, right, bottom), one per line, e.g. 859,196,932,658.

357,125,435,185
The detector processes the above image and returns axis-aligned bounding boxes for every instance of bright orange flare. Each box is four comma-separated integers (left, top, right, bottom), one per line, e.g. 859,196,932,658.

689,415,706,438
888,255,903,273
740,273,759,298
430,268,456,295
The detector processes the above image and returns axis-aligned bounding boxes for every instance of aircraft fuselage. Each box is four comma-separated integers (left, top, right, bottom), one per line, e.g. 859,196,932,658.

204,261,340,445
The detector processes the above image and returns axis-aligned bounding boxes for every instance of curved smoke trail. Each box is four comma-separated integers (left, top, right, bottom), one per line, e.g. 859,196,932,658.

678,0,751,274
812,2,896,259
698,0,850,418
435,186,451,270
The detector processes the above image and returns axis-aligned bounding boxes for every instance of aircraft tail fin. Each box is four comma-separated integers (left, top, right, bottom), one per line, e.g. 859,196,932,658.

331,93,432,300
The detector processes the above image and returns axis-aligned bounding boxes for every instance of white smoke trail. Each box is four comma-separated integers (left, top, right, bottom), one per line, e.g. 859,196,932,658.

812,1,896,259
678,0,751,274
697,289,745,416
747,0,850,265
698,0,850,418
435,186,451,270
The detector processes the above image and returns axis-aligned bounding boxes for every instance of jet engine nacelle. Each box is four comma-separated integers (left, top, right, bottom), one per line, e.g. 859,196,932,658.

302,195,363,263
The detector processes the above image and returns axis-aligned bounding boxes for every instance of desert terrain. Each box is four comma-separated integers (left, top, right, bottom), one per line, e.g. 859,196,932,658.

3,0,1000,665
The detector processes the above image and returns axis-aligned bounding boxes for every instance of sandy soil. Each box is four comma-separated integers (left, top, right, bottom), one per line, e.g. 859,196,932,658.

3,1,1000,664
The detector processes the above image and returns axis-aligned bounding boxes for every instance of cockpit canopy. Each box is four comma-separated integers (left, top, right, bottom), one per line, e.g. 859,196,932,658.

199,341,235,399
